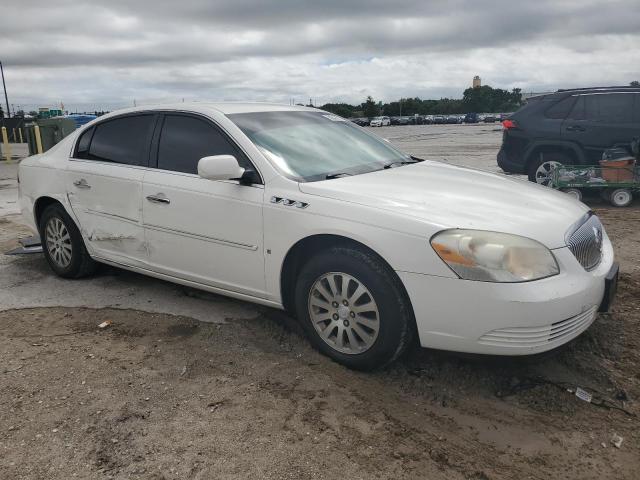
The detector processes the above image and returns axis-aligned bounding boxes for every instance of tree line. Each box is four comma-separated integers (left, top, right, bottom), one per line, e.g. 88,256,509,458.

320,85,524,119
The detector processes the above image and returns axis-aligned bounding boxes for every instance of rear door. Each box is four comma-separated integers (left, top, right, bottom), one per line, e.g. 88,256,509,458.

66,114,156,266
562,93,638,163
142,113,267,298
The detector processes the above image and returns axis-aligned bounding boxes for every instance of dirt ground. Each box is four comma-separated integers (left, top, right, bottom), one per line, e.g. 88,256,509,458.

0,204,639,479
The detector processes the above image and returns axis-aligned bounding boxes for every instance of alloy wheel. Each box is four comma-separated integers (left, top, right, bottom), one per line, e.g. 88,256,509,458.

535,160,562,186
45,217,73,268
308,272,380,355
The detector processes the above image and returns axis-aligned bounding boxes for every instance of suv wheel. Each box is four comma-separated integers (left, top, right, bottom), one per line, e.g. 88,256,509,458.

528,152,573,186
40,203,97,278
294,246,413,370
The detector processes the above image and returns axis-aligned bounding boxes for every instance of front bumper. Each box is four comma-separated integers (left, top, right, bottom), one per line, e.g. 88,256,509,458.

398,236,615,355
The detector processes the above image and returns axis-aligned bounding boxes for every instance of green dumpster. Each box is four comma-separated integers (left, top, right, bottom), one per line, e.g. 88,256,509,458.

25,117,76,155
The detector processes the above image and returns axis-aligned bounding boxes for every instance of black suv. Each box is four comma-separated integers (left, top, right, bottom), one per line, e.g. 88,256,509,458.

497,87,640,184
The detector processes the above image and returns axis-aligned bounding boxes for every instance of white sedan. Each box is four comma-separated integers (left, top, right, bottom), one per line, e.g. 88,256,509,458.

369,116,390,127
18,103,618,370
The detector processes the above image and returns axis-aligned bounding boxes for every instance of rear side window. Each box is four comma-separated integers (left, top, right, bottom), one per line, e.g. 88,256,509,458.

545,96,576,119
568,94,634,123
157,114,250,174
88,115,155,166
75,127,94,159
567,96,586,120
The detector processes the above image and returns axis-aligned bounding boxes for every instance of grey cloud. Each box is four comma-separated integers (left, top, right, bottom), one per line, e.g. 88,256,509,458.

2,0,639,110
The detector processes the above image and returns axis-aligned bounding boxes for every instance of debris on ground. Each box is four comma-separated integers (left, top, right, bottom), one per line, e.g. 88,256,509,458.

611,433,624,449
97,321,112,329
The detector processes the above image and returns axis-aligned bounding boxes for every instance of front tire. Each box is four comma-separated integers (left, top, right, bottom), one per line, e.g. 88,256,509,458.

294,246,413,370
39,203,97,278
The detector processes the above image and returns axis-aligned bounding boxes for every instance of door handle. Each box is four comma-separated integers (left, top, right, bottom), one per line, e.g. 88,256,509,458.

566,125,586,132
73,179,91,189
146,194,170,204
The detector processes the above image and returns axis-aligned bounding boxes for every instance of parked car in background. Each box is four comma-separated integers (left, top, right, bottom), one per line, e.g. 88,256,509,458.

369,116,391,127
464,112,479,123
483,115,496,123
497,86,640,185
17,103,617,370
350,117,369,127
433,115,446,124
423,115,434,125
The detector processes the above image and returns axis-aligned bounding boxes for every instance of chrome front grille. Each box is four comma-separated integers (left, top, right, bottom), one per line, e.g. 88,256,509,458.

567,214,603,271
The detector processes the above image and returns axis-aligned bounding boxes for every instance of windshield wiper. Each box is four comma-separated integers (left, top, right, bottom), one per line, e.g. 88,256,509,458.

383,159,421,169
325,172,353,179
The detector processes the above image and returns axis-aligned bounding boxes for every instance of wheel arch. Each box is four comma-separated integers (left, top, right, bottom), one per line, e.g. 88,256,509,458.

279,234,416,325
524,141,585,171
33,196,64,230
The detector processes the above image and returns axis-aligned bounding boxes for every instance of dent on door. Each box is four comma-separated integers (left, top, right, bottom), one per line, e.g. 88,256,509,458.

67,165,147,263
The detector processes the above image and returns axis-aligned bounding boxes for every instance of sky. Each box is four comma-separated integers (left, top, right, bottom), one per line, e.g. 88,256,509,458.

1,0,639,113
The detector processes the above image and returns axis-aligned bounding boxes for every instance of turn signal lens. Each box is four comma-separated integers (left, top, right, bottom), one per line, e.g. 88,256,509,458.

431,230,559,282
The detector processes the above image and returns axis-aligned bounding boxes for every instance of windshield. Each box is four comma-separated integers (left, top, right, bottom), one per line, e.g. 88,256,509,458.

228,111,411,181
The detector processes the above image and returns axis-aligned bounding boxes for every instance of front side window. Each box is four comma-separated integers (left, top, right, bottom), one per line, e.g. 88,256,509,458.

228,111,410,182
157,115,251,175
594,93,634,123
88,115,155,166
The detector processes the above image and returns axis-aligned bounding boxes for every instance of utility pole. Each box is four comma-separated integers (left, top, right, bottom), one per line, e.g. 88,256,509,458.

0,61,10,118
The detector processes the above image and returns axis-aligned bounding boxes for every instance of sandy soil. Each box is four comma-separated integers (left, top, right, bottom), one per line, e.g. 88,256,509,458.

0,206,639,479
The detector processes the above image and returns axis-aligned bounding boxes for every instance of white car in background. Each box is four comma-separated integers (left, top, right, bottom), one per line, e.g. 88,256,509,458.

369,116,390,127
18,103,618,370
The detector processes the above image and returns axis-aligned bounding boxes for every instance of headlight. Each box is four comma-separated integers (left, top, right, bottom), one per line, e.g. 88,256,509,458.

430,230,559,282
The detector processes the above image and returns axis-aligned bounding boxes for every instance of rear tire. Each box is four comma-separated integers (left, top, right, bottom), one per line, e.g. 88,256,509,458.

527,151,573,186
294,246,413,370
39,203,97,278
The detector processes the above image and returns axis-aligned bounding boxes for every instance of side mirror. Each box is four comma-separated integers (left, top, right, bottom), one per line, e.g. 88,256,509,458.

197,155,245,181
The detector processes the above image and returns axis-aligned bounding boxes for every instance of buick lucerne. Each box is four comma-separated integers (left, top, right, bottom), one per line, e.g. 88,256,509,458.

18,104,618,370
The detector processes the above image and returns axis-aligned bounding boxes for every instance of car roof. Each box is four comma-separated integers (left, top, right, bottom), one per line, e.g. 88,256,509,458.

555,86,640,95
90,102,320,122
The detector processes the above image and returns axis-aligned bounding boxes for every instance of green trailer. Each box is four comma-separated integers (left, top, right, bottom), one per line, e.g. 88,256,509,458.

552,164,639,207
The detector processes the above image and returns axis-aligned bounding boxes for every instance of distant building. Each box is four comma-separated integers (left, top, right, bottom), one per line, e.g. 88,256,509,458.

473,76,481,88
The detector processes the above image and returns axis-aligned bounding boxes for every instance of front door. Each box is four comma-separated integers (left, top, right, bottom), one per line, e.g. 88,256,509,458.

142,113,266,298
562,93,639,163
66,114,156,266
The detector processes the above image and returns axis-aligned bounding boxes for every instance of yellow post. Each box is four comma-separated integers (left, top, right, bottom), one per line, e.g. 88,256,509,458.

18,127,23,143
1,127,11,161
34,125,43,154
12,128,16,142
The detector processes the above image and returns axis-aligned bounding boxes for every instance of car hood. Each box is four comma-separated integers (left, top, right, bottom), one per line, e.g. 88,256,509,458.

298,161,589,249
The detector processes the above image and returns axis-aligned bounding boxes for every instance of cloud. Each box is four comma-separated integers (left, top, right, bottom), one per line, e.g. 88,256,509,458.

2,0,639,111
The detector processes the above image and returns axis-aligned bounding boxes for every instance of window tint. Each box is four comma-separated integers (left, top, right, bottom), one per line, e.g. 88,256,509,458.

567,96,586,120
88,115,155,166
157,115,250,174
595,94,633,123
568,94,634,123
545,96,576,119
75,127,94,159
